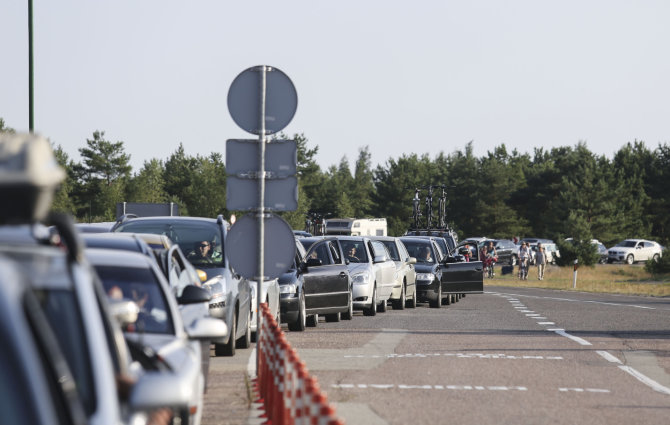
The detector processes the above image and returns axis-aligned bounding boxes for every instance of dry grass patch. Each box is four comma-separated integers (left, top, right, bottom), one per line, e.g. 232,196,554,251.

490,264,670,297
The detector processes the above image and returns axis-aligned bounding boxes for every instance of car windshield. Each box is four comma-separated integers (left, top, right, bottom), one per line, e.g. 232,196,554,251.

616,241,637,248
116,220,223,268
402,241,435,264
381,241,400,261
94,265,175,335
339,240,369,263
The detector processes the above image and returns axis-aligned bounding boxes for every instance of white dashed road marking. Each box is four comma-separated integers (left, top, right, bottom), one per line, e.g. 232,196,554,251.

547,328,592,346
559,388,611,393
618,366,670,396
596,350,622,364
332,384,529,392
343,353,564,360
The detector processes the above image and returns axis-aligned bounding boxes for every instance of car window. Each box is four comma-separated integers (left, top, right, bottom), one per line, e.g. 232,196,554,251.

371,241,389,260
402,240,434,264
339,240,369,263
381,240,401,261
308,242,332,265
95,265,175,335
33,288,96,417
116,221,224,268
328,242,342,264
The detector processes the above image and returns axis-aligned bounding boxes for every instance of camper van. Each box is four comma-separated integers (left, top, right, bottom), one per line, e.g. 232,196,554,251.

325,218,387,236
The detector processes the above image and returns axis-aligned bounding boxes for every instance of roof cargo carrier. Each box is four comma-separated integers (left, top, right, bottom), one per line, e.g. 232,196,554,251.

0,133,65,224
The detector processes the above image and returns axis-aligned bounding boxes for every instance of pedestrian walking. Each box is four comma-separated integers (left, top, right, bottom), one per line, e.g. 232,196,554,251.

518,242,530,280
536,243,547,280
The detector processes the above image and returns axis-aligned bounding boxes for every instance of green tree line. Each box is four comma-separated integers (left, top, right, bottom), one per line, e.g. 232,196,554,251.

2,118,668,250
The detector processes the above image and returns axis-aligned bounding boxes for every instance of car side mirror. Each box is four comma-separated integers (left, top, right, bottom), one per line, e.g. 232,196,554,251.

408,257,416,265
373,255,386,263
177,285,211,305
306,257,322,267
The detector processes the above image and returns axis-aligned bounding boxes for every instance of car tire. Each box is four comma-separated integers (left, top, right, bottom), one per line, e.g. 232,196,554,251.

236,308,251,349
406,286,417,309
364,286,377,316
442,293,451,306
653,254,660,262
377,296,387,313
325,312,341,322
215,310,236,357
626,254,634,265
342,293,354,320
288,292,306,332
511,255,517,266
392,283,406,310
306,313,319,327
430,284,441,308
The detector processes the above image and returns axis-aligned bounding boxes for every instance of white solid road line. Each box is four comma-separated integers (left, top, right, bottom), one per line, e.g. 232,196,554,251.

596,350,622,364
546,328,592,346
618,366,670,396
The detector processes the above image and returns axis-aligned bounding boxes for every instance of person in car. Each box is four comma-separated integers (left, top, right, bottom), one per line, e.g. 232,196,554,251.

346,246,360,262
188,240,214,263
420,246,433,262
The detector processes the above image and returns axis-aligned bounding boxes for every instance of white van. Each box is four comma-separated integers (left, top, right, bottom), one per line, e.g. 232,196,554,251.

325,218,387,236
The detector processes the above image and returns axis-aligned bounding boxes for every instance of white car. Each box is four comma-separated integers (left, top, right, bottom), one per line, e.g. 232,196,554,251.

607,239,663,264
370,236,417,309
88,248,227,425
337,236,396,316
249,278,280,340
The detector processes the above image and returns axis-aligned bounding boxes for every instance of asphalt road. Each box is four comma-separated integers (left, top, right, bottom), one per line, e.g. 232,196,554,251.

204,287,670,425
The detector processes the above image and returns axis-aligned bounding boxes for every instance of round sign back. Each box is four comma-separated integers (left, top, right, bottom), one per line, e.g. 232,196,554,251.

227,65,298,135
226,212,296,280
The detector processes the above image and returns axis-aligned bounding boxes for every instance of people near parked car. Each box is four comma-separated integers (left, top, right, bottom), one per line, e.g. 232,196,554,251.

484,241,498,275
459,244,471,262
536,243,547,280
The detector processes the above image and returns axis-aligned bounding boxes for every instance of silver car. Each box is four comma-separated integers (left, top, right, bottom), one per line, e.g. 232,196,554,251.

337,236,396,316
113,215,253,357
371,236,417,309
88,248,227,425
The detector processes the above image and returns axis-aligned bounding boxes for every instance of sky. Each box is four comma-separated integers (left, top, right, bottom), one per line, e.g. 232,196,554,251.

2,1,669,173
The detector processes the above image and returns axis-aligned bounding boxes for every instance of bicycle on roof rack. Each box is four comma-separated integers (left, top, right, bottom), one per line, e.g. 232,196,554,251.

305,212,330,236
407,184,452,231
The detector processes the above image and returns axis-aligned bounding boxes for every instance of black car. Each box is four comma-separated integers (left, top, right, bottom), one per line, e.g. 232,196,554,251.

280,237,353,330
482,239,518,266
399,237,484,308
404,229,457,252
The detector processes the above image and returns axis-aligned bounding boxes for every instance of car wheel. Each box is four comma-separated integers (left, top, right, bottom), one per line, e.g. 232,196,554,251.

326,312,341,322
430,283,441,308
288,292,306,332
653,254,660,262
511,255,517,266
342,293,354,320
306,313,319,327
393,282,406,310
364,286,377,316
215,310,236,357
406,285,417,309
377,295,388,313
442,293,451,306
626,254,634,265
236,308,251,349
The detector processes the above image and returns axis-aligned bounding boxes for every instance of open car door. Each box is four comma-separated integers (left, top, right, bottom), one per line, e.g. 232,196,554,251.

302,239,350,311
439,241,484,294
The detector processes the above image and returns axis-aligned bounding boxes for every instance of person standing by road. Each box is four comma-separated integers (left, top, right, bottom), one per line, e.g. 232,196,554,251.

518,242,530,280
536,243,547,280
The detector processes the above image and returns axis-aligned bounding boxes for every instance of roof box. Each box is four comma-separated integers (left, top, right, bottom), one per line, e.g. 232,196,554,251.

0,133,65,224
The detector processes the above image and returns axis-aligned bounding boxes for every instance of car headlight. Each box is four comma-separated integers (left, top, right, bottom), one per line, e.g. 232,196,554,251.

352,272,371,285
417,273,435,281
280,284,297,294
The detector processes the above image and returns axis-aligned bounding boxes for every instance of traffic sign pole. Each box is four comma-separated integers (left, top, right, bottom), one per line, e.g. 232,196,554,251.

256,66,267,375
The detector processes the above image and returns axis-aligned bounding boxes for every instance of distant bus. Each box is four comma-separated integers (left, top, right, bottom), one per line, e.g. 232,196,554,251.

325,218,387,236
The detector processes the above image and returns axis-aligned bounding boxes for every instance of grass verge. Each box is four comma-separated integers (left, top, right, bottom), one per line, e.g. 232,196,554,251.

490,264,670,297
